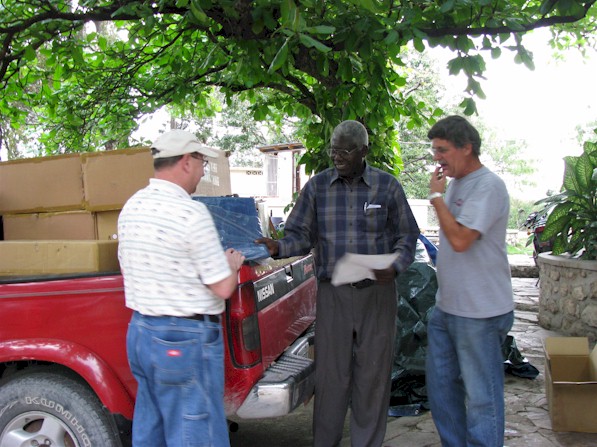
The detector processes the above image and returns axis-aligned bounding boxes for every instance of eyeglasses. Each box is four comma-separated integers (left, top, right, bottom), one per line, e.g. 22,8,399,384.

327,146,358,158
190,152,209,167
428,147,450,158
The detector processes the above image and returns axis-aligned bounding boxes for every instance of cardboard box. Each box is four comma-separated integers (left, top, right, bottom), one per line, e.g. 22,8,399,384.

544,337,597,432
0,240,120,275
3,211,96,240
2,210,120,241
193,148,232,196
95,210,120,240
0,154,84,214
81,148,153,211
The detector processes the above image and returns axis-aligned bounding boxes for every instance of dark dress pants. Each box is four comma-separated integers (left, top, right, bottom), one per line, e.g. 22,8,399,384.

313,280,397,447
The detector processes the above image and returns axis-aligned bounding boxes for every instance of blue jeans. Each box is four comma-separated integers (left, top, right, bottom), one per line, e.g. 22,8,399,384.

425,308,514,447
127,311,229,447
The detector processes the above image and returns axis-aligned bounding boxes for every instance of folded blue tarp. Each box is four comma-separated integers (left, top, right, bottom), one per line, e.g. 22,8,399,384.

192,196,271,261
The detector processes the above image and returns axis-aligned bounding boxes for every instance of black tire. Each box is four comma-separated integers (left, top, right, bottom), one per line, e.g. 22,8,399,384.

0,371,122,447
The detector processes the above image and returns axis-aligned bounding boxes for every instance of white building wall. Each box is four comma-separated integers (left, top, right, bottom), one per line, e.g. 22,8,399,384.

408,199,431,230
230,167,266,197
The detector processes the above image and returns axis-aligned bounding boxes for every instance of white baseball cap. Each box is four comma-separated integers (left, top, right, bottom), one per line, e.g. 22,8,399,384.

151,130,218,159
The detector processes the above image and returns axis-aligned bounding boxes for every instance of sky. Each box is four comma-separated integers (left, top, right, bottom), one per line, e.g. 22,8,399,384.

430,28,597,200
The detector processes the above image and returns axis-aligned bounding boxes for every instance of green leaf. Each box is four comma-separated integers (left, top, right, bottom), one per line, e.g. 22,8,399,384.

447,58,463,75
562,155,581,192
551,233,568,255
24,46,36,61
304,25,335,35
268,38,290,73
539,0,558,15
575,152,594,191
384,30,399,45
199,44,220,71
71,47,85,65
348,0,382,13
413,38,425,53
460,98,477,116
455,36,474,52
298,33,331,52
190,0,209,24
517,47,535,70
556,0,586,16
440,0,455,13
98,35,108,52
280,0,301,31
542,202,575,240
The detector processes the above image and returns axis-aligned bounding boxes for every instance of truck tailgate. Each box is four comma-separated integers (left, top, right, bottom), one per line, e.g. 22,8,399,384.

253,255,316,367
224,254,317,417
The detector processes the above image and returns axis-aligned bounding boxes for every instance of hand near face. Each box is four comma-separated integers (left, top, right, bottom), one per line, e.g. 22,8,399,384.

429,166,446,194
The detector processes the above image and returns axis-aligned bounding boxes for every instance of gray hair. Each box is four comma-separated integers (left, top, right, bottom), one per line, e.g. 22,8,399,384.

332,120,368,148
427,115,481,156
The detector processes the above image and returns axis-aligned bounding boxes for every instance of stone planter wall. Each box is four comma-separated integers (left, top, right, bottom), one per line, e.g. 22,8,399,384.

537,253,597,343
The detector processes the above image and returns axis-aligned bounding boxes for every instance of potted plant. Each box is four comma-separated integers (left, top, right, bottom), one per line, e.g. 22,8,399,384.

534,130,597,341
534,132,597,260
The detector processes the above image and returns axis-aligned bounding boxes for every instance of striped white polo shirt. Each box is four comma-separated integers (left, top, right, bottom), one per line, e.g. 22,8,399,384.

118,178,232,316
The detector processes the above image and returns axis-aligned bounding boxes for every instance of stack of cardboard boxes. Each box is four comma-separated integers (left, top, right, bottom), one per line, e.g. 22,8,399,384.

0,146,232,276
0,148,154,275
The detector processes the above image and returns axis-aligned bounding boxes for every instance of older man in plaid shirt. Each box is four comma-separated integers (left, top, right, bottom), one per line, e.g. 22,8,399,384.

257,120,419,447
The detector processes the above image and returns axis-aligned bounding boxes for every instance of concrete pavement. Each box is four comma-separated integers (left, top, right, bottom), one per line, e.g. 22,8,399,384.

380,260,597,447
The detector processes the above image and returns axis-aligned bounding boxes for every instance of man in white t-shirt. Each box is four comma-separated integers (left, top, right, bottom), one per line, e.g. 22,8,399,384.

118,130,245,447
425,116,514,447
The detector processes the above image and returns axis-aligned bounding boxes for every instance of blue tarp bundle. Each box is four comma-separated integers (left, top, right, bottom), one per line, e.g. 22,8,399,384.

192,196,271,261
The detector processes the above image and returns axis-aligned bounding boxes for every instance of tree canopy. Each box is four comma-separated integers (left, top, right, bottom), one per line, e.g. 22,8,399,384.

1,0,595,173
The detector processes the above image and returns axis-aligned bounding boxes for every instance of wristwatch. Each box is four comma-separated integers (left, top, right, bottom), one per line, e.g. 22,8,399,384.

428,192,443,201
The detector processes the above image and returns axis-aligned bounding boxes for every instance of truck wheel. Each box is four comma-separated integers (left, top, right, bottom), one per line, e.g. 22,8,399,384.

0,371,122,447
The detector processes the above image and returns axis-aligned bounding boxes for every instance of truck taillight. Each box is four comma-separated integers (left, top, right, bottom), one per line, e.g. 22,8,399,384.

226,282,262,368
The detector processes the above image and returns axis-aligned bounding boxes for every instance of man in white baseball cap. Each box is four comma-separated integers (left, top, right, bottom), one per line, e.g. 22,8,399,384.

144,129,219,194
118,128,245,447
151,128,218,159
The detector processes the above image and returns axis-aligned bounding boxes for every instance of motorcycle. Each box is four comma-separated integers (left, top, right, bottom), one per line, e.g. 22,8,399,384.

520,211,553,266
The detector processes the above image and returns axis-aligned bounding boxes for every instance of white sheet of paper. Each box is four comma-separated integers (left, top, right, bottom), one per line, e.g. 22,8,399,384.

331,252,398,286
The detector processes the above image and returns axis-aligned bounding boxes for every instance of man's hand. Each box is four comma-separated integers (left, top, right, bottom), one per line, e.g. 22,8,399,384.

255,237,280,257
372,266,397,284
225,248,245,272
429,166,446,194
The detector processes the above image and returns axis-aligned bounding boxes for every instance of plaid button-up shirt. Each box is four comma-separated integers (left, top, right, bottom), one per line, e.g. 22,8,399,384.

278,164,420,279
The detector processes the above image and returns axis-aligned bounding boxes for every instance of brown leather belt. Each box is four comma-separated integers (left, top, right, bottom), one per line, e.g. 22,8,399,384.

184,314,221,323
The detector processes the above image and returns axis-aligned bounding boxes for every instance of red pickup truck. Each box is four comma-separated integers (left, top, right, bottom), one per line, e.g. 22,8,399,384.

0,255,316,446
